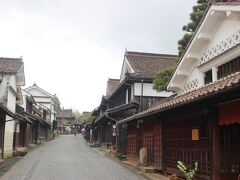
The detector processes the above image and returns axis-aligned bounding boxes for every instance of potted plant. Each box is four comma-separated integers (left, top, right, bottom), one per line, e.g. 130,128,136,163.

177,161,198,180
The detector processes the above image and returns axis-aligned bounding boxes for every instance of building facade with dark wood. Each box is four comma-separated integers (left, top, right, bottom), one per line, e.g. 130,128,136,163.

118,2,240,179
118,74,240,180
56,109,76,134
92,51,177,150
14,90,52,146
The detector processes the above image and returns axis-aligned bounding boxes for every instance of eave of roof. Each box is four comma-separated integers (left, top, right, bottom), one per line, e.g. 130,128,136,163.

167,4,211,90
25,85,54,98
106,101,139,115
94,113,106,124
118,72,240,125
16,113,32,124
168,3,240,90
23,112,44,125
211,1,240,5
94,101,140,124
0,103,15,118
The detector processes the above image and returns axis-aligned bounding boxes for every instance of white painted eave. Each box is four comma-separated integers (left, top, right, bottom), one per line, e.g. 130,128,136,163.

119,56,135,83
167,4,240,92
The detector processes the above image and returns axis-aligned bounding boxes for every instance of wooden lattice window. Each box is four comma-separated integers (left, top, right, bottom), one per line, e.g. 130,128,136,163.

154,121,162,170
218,56,240,79
143,133,154,166
127,125,137,161
127,135,137,160
220,124,240,180
165,117,210,179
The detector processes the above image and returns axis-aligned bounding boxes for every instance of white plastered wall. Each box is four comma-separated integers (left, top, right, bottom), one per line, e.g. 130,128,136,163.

4,75,17,158
134,83,174,97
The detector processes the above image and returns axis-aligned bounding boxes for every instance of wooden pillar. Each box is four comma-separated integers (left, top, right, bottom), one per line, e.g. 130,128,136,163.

210,107,220,180
161,117,166,174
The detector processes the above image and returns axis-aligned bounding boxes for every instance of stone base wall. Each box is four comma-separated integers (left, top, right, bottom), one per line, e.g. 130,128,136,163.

3,149,13,159
3,120,14,159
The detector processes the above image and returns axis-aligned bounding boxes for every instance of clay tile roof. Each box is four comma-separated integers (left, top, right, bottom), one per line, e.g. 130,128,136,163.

0,57,23,73
210,0,240,5
126,51,177,79
106,79,120,97
57,109,74,118
118,72,240,124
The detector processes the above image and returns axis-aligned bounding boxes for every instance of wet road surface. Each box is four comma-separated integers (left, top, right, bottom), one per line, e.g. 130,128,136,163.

1,135,145,180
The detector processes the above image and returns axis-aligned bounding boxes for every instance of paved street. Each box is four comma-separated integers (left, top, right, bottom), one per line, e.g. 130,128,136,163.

1,135,145,180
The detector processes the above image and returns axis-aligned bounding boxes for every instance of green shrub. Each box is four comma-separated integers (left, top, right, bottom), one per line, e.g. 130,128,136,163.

177,161,198,180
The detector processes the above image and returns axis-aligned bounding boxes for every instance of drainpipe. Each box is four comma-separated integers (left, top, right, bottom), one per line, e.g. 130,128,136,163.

140,79,144,112
13,122,19,150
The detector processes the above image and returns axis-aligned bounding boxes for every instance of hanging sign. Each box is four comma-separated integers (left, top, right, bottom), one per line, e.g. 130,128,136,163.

192,129,199,141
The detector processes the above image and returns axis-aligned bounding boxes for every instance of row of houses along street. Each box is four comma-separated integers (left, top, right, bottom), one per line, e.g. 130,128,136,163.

86,1,240,180
0,57,62,159
1,0,240,180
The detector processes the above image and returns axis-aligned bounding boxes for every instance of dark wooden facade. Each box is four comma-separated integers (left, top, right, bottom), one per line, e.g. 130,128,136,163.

93,51,177,150
14,105,30,149
163,105,211,179
0,113,6,158
123,85,240,180
127,119,155,166
94,82,165,150
134,96,164,111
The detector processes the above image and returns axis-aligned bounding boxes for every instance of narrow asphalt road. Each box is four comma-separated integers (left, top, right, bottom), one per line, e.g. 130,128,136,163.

1,135,145,180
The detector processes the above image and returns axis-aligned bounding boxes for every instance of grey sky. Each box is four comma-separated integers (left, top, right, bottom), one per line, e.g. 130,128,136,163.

0,0,196,112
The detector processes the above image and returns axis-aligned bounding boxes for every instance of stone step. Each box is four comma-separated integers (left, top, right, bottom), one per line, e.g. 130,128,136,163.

137,166,156,173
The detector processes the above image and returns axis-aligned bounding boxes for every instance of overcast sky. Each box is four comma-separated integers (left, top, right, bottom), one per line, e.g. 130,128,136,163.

0,0,196,112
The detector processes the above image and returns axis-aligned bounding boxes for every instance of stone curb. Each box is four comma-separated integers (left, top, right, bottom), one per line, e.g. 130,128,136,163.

91,147,169,180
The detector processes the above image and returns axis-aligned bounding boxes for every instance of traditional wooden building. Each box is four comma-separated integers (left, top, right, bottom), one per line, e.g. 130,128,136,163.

15,90,52,145
93,51,177,150
0,104,15,159
25,83,57,132
92,79,119,147
29,103,50,143
0,57,25,159
14,90,36,149
56,109,76,134
118,1,240,179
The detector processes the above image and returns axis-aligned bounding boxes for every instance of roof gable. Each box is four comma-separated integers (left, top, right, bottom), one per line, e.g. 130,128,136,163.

106,78,120,97
22,90,37,104
25,84,54,98
119,55,134,82
57,109,74,118
0,57,23,73
125,51,177,80
168,4,240,93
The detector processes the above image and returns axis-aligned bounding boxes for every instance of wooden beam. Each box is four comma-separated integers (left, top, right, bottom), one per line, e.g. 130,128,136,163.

186,53,199,63
176,71,188,78
198,32,211,42
168,82,181,92
210,107,220,180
